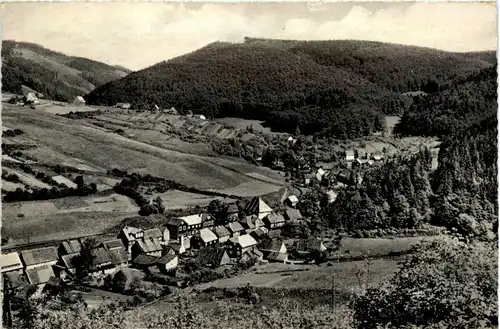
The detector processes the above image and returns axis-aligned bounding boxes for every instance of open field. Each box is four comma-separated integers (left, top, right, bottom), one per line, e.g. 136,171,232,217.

151,190,237,209
215,117,274,133
333,236,431,258
195,259,400,292
1,181,26,192
1,211,133,245
3,167,52,189
3,104,284,193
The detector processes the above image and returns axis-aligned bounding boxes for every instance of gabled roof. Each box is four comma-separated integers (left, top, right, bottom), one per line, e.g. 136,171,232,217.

286,195,299,203
137,238,163,254
20,247,58,267
245,197,273,216
199,228,218,244
259,239,285,253
25,264,55,285
250,229,267,239
226,222,244,233
345,150,355,156
108,249,128,265
132,254,158,266
60,239,82,254
229,234,257,249
227,204,239,214
91,248,112,266
285,208,303,221
197,248,229,267
296,239,327,253
213,225,231,238
265,213,285,224
156,254,177,265
61,253,80,270
120,226,143,241
143,228,163,240
179,214,203,226
74,96,86,103
267,252,288,262
165,217,184,226
201,213,213,222
239,217,255,230
103,239,126,251
0,252,23,273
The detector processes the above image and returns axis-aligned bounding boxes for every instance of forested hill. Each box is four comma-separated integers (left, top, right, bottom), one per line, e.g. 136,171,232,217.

84,38,494,136
1,40,130,102
432,115,498,234
394,65,497,137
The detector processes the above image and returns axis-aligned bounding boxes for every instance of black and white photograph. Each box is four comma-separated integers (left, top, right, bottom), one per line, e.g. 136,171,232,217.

0,2,497,328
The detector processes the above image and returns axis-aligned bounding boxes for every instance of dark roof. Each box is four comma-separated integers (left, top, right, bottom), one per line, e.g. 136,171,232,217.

197,248,229,267
296,239,326,253
267,252,288,262
239,217,255,230
213,226,230,237
109,249,128,265
259,239,285,253
156,254,177,265
244,197,272,216
201,213,213,222
143,228,163,240
25,264,56,285
226,222,244,233
61,253,80,270
91,248,112,266
136,238,163,254
285,208,303,221
103,239,126,251
227,204,239,214
250,229,267,239
165,217,184,226
21,247,58,266
265,213,285,224
267,229,282,239
132,254,158,266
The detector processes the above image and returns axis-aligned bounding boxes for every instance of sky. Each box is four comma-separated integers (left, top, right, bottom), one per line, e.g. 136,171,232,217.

1,2,497,71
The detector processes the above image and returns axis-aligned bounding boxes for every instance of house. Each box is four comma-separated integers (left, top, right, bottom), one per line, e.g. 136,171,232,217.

245,197,273,220
73,96,86,105
213,225,231,243
116,103,131,109
263,213,286,229
165,107,178,115
295,238,327,258
337,170,352,185
25,265,56,286
156,254,179,274
178,214,204,236
266,252,288,263
226,222,245,237
239,216,255,231
144,228,163,242
227,235,258,258
159,227,170,245
315,168,326,182
118,226,144,258
90,247,114,274
59,253,79,277
373,151,384,161
25,93,40,105
284,208,303,222
355,148,367,159
250,228,267,241
102,239,128,268
0,253,23,274
131,238,163,260
251,215,265,230
132,254,158,270
58,239,82,256
195,114,206,120
326,190,338,204
197,248,231,269
165,217,187,240
345,150,355,162
20,247,58,270
201,213,215,228
197,228,218,247
259,239,287,256
287,136,297,145
284,195,299,208
226,204,240,222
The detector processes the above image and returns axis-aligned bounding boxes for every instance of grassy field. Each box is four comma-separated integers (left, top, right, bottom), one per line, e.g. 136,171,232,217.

3,167,52,189
333,236,431,258
1,210,133,245
3,105,283,193
151,190,237,209
215,117,276,134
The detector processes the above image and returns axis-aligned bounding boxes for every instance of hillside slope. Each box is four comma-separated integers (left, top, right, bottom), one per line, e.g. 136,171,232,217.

395,65,497,137
2,40,130,102
85,38,495,136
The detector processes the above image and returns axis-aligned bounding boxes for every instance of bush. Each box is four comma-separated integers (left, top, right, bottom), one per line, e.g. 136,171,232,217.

351,237,498,329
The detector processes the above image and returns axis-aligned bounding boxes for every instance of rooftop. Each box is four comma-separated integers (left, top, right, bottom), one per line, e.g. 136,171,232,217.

20,246,58,267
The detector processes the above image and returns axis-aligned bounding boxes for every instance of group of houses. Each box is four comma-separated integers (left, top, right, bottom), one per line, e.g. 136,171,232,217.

0,196,326,296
